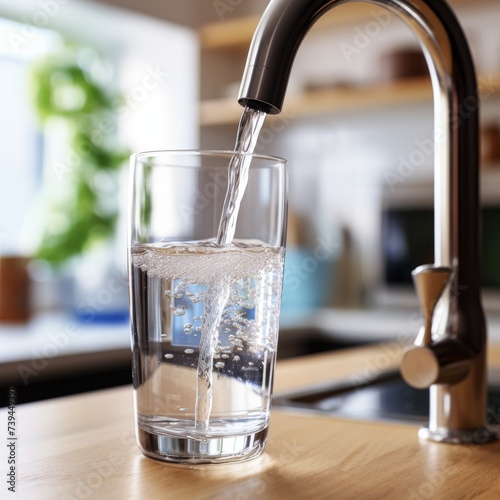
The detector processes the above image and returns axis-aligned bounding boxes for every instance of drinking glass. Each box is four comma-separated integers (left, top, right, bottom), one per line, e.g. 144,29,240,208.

128,150,287,463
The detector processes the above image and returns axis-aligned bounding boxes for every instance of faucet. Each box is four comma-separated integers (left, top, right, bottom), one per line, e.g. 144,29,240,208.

238,0,496,444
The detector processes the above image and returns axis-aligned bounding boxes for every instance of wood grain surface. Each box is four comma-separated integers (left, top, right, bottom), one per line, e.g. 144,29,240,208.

3,343,500,499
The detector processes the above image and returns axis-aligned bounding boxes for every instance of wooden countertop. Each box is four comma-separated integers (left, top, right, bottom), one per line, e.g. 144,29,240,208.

4,343,500,499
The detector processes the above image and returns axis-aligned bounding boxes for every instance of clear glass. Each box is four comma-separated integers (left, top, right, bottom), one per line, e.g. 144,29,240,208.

128,150,288,464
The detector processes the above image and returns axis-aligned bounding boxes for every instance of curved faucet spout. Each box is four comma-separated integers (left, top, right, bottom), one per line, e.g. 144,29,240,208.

239,0,495,443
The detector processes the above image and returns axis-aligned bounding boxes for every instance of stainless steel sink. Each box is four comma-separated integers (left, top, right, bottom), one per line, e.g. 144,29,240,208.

272,368,500,427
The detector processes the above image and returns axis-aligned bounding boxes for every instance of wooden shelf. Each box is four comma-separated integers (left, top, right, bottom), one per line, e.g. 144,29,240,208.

199,0,499,127
200,74,500,126
200,4,402,51
199,0,496,51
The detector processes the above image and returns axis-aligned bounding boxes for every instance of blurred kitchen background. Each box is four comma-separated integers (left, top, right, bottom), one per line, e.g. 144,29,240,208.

1,0,500,404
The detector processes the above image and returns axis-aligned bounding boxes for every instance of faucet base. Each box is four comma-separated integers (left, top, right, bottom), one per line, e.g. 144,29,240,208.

418,426,497,445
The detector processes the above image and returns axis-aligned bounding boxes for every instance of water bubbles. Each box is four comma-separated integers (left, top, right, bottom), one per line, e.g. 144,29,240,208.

190,292,206,303
166,289,186,300
173,306,186,316
131,241,285,433
231,337,243,348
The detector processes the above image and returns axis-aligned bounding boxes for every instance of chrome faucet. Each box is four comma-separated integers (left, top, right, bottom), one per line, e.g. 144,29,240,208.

238,0,496,444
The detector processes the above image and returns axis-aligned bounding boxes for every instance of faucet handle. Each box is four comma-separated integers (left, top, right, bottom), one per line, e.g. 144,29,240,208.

412,264,452,346
401,264,471,389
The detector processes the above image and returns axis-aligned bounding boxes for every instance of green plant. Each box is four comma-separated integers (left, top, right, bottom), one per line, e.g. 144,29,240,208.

29,43,129,265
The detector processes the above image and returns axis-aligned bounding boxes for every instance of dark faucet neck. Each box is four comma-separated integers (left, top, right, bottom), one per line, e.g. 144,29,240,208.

238,0,337,114
238,0,481,319
238,0,492,441
238,0,476,117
